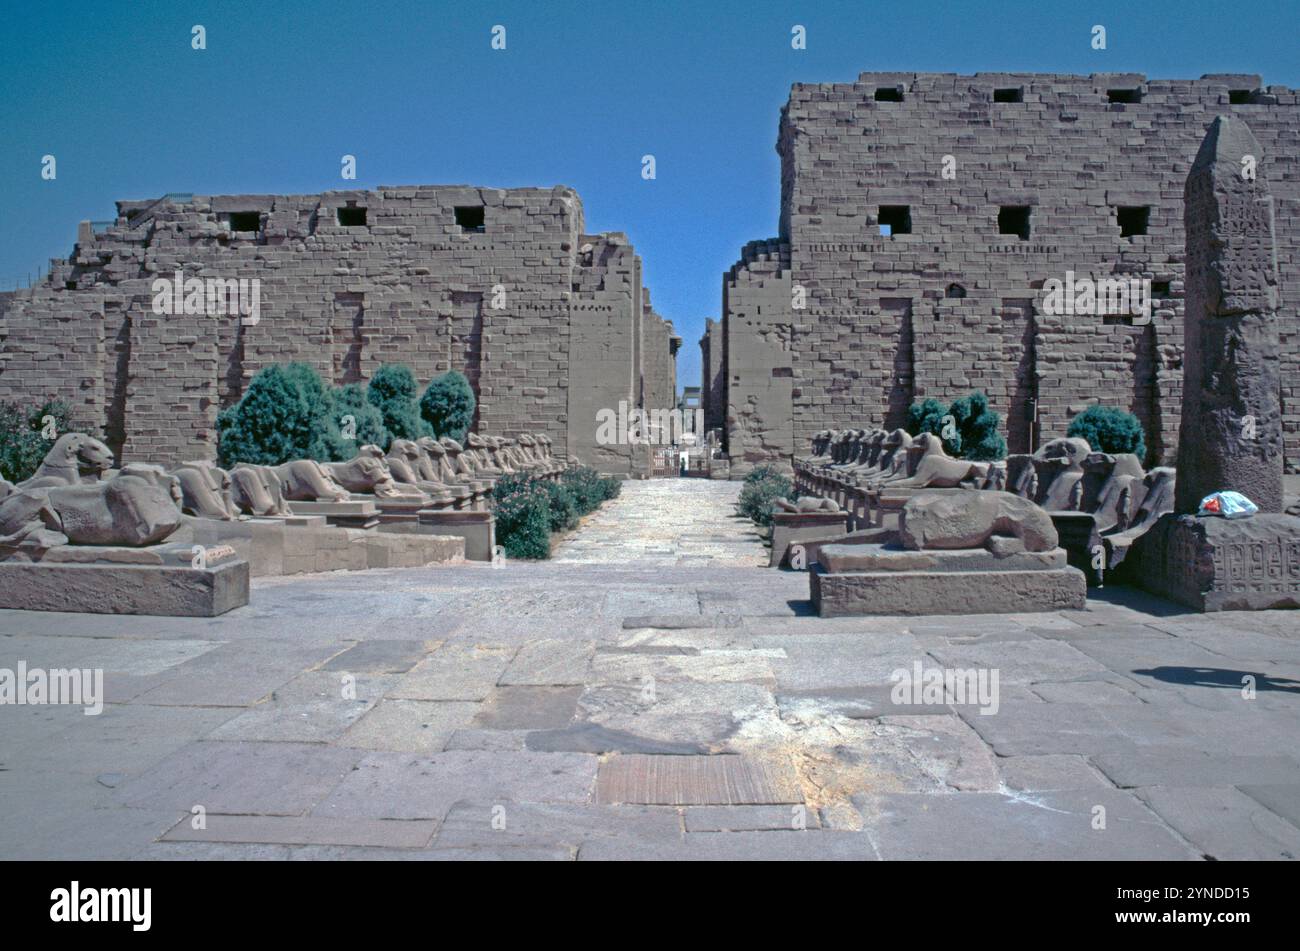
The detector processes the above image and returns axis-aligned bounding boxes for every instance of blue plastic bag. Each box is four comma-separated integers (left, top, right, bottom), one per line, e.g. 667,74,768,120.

1197,491,1258,519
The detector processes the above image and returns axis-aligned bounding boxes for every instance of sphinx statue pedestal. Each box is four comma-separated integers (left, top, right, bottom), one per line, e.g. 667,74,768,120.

0,542,248,617
809,490,1086,617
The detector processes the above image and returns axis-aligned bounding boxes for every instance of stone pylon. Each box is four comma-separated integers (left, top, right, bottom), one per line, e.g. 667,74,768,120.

1174,115,1284,513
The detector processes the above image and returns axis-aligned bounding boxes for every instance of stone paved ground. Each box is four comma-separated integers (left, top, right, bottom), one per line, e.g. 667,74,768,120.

2,480,1299,860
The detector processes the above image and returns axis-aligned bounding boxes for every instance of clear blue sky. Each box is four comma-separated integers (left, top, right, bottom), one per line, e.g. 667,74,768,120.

2,0,1296,390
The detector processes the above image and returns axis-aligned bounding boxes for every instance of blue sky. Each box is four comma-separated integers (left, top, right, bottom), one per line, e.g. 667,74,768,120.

2,0,1296,390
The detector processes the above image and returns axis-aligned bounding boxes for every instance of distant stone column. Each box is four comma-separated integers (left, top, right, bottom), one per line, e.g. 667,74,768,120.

1175,115,1284,513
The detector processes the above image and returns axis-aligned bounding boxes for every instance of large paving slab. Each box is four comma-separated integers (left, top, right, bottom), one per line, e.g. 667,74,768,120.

3,480,1299,860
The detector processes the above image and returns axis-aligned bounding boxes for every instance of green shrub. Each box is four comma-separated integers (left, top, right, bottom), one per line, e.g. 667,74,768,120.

904,391,1007,461
743,464,786,485
494,480,552,559
420,371,476,443
541,481,580,533
949,391,1007,462
562,466,619,514
738,470,794,527
217,363,332,467
367,364,428,444
314,384,390,460
1067,405,1146,460
0,399,78,483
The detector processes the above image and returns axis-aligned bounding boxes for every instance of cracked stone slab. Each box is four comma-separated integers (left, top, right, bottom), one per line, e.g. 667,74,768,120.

855,788,1198,860
116,741,363,815
997,755,1112,791
387,644,516,701
590,650,776,687
926,640,1109,685
435,800,682,850
472,686,582,730
577,680,775,751
160,814,438,849
1236,784,1300,830
1134,786,1300,860
958,701,1203,756
311,750,598,820
524,722,710,755
578,830,878,861
208,671,396,743
1091,749,1300,789
595,754,803,806
497,639,594,685
339,699,481,753
684,805,821,833
321,639,440,674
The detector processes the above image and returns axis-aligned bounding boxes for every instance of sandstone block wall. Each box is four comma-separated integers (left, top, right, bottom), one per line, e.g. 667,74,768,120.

0,186,680,475
723,72,1300,472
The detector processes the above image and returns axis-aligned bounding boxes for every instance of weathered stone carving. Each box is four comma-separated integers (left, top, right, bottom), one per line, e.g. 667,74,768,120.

230,465,291,516
899,490,1058,553
1175,115,1285,514
1,465,184,552
19,433,114,488
174,461,238,520
777,496,841,513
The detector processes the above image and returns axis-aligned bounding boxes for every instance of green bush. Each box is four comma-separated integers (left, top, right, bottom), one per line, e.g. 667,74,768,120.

562,466,620,514
1067,405,1146,460
0,399,78,483
905,391,1007,461
314,384,390,460
949,391,1007,462
217,363,333,467
743,464,786,485
542,481,579,533
494,481,552,559
420,371,476,443
738,470,794,527
367,364,428,444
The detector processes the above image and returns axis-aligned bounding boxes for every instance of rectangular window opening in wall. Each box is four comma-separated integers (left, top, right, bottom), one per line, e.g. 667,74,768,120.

337,207,367,227
1117,206,1150,238
878,206,911,236
455,206,486,233
1152,280,1172,298
1229,89,1252,105
228,212,261,233
994,87,1023,103
1107,88,1142,104
874,87,904,102
998,206,1031,240
1103,313,1136,326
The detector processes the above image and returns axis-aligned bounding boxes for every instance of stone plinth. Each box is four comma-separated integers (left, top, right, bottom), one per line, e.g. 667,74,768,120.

0,554,248,617
769,511,850,568
811,542,1085,617
289,500,380,530
410,509,497,562
1133,513,1300,611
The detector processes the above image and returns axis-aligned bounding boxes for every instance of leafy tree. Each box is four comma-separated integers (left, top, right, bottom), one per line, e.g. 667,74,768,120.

949,391,1007,461
367,364,428,443
420,371,476,443
905,391,1006,461
0,399,79,483
314,384,389,460
217,363,331,466
1067,405,1146,460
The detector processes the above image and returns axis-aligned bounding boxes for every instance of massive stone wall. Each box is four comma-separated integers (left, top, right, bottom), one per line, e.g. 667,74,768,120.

699,317,725,435
0,186,679,475
722,239,793,476
723,72,1300,473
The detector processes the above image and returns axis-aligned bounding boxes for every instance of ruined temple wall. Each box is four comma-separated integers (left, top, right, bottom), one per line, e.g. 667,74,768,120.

640,303,677,414
567,235,639,475
700,317,725,435
722,239,793,476
0,185,657,468
773,72,1299,467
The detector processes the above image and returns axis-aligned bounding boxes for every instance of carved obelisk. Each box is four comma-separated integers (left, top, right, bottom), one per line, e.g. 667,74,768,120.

1174,115,1284,513
1135,116,1300,611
